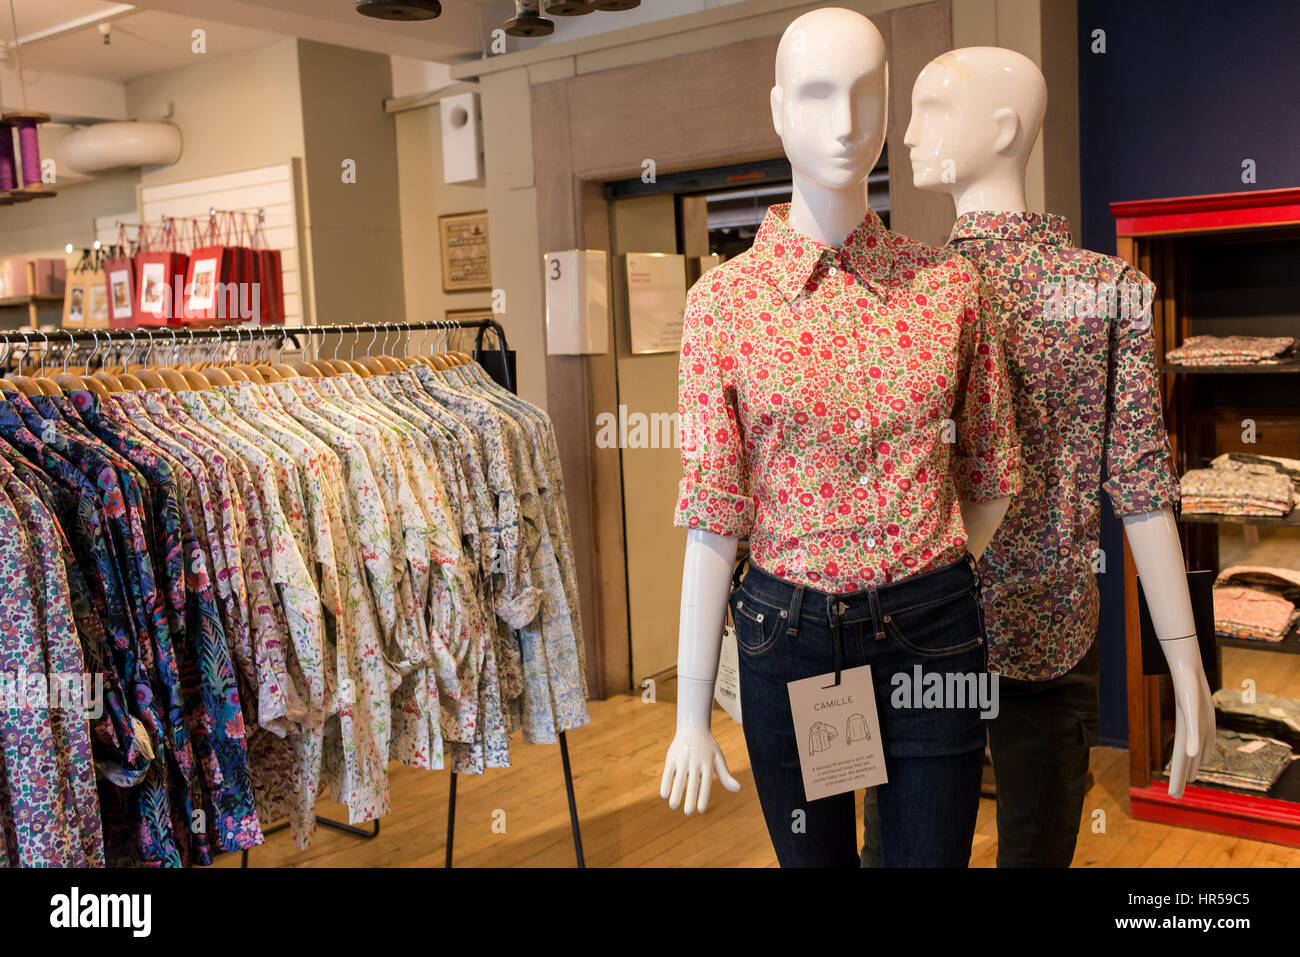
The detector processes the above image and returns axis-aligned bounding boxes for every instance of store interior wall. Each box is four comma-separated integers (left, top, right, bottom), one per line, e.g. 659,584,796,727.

393,97,491,348
1078,0,1300,748
124,38,306,191
295,41,405,332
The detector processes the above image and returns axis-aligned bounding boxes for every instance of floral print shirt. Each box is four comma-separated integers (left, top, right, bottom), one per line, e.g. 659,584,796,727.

948,211,1179,680
0,461,104,867
674,202,1021,593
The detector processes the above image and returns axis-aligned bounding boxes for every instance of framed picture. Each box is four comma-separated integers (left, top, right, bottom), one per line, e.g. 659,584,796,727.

439,210,491,293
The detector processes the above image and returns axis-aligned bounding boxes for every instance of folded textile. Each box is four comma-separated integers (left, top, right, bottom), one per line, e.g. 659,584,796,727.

1166,334,1296,366
1180,467,1293,516
1167,729,1294,793
1213,586,1298,640
1214,689,1300,749
1211,453,1300,505
1214,566,1300,640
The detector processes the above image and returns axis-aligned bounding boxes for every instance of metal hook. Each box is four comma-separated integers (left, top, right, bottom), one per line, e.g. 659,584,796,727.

63,330,74,374
86,330,100,376
331,327,342,362
165,326,179,368
367,323,378,358
37,329,50,376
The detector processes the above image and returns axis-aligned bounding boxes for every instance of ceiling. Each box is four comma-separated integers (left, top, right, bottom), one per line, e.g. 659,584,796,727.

1,2,285,83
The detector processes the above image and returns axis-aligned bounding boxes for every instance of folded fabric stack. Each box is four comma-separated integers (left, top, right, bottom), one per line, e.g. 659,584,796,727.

1180,465,1294,517
1213,688,1300,749
1166,334,1297,366
1213,565,1300,642
1165,729,1294,793
1211,452,1300,508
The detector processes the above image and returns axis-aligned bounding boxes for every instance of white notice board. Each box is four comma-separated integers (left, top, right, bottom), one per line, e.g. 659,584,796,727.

625,252,686,354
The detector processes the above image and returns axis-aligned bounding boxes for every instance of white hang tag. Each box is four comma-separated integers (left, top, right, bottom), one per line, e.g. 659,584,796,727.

714,624,742,724
787,664,887,801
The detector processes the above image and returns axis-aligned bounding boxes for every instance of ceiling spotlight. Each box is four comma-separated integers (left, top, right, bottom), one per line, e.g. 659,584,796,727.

355,0,442,20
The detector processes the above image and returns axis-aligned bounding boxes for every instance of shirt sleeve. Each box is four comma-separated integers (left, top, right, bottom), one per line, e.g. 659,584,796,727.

1102,266,1180,516
951,263,1022,502
673,280,755,537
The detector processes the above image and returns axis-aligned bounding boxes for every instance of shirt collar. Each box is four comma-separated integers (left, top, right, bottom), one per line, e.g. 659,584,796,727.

947,210,1073,246
752,202,894,303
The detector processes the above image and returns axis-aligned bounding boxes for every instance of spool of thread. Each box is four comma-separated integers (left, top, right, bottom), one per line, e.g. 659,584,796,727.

16,119,40,187
544,0,592,14
0,122,17,191
2,111,55,199
504,0,554,37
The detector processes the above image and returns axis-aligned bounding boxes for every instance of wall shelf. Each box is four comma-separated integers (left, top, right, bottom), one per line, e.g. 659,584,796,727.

1114,185,1300,847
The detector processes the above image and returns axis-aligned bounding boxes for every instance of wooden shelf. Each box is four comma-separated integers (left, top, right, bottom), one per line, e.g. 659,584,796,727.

1217,625,1300,655
1161,359,1300,374
1179,510,1300,527
0,294,63,308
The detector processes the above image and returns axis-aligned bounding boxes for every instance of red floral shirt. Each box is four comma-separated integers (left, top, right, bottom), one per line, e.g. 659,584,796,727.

673,203,1020,593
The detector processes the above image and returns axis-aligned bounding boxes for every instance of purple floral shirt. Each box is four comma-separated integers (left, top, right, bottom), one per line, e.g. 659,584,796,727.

948,211,1179,680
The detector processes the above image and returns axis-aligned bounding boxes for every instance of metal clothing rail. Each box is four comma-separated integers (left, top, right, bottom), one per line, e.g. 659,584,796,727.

11,318,586,866
0,318,508,345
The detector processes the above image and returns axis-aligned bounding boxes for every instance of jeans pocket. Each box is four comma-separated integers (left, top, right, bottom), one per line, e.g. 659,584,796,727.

730,590,785,656
883,588,985,659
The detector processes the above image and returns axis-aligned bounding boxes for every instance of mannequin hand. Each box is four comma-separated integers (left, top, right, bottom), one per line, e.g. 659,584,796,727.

1162,636,1216,799
661,725,741,815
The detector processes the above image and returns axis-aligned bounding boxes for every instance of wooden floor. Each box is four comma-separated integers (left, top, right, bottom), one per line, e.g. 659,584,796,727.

218,687,1300,868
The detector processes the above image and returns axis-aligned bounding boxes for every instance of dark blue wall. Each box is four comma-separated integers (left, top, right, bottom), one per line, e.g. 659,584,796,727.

1077,0,1300,746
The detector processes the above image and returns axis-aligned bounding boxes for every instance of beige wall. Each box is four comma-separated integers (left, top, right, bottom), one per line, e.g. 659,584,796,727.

125,39,306,190
0,173,139,259
394,100,491,352
296,41,405,331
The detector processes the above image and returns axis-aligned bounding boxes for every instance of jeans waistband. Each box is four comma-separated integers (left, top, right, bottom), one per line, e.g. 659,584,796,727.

735,553,980,636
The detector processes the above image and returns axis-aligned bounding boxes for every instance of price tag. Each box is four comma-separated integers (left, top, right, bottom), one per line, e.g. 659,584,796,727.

787,665,887,801
713,624,742,724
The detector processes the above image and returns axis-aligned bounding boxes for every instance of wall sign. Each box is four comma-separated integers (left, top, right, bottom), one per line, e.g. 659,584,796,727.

625,252,686,354
439,210,492,292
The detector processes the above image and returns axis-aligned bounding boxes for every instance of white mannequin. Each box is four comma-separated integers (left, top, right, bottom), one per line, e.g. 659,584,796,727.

903,46,1215,798
660,10,1013,816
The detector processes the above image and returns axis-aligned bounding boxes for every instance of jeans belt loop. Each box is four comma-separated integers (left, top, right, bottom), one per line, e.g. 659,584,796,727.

867,586,887,641
786,585,804,637
827,594,846,686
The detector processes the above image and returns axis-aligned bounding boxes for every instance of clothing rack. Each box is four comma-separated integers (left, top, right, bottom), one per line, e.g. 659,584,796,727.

1,318,585,869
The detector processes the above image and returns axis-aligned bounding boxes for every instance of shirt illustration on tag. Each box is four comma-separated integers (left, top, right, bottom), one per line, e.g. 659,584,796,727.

787,665,887,801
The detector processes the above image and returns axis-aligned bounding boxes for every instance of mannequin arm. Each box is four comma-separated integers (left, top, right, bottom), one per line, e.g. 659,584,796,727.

1121,506,1215,798
660,528,743,815
960,496,1011,559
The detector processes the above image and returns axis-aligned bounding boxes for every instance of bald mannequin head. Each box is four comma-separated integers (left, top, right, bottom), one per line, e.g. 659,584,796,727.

904,46,1047,203
770,8,889,191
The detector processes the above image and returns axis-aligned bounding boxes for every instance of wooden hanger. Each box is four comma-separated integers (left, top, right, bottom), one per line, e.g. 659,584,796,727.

203,366,236,387
51,331,90,394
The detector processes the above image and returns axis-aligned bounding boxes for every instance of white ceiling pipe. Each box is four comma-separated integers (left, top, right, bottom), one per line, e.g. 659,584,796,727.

56,120,181,175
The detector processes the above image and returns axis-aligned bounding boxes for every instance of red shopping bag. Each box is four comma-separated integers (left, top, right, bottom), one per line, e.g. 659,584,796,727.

135,220,189,326
182,215,234,325
104,224,139,329
252,215,284,324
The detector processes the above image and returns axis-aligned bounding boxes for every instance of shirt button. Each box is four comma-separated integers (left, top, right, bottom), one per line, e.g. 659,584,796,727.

827,266,838,276
858,475,869,486
852,419,865,430
866,537,876,549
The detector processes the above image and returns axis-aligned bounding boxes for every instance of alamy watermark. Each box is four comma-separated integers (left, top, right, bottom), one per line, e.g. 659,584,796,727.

0,671,104,719
890,665,999,719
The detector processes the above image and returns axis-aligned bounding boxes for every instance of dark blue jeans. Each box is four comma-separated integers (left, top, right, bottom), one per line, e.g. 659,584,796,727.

732,555,988,868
